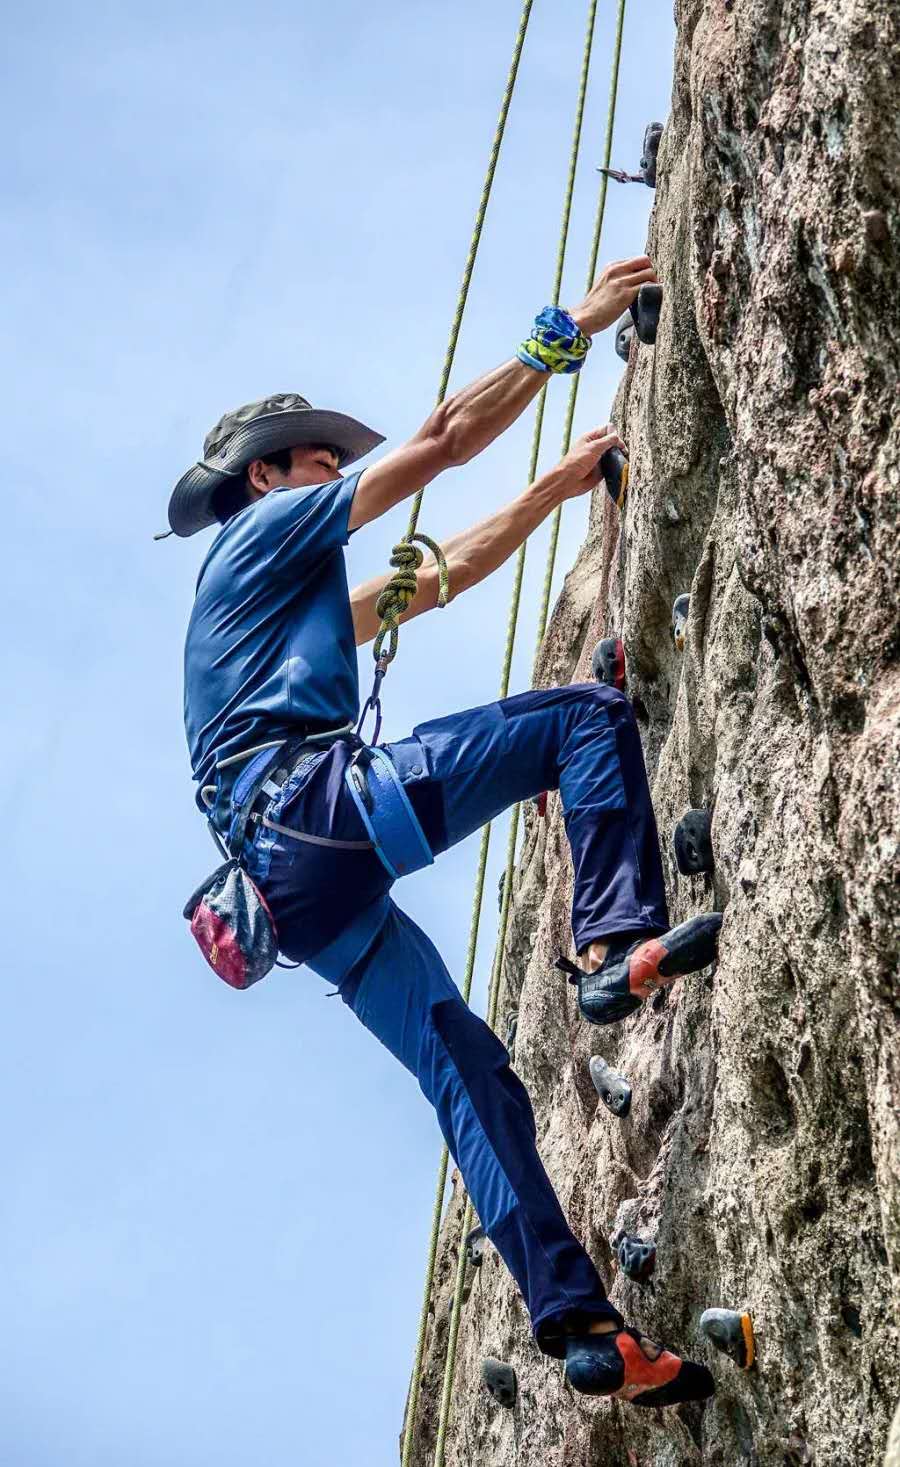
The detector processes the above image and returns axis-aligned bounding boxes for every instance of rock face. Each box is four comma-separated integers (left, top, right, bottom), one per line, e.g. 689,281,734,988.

403,0,899,1462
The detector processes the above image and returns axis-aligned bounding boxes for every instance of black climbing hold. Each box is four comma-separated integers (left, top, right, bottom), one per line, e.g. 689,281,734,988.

482,1357,517,1407
465,1224,486,1269
640,122,664,187
617,1233,657,1283
699,1307,755,1369
504,1011,518,1060
599,446,629,508
591,637,626,691
674,809,714,875
841,1302,862,1338
630,283,663,345
615,313,634,362
589,1055,632,1118
672,593,690,651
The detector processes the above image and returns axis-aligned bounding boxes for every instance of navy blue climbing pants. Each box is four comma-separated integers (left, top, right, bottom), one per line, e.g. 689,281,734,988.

244,682,668,1356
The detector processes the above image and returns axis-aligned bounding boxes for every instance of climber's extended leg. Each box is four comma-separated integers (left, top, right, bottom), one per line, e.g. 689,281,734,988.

385,681,668,949
384,681,722,1027
305,898,624,1357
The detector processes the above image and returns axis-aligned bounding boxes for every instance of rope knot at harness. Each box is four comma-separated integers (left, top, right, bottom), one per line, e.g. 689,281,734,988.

372,534,449,666
358,533,449,745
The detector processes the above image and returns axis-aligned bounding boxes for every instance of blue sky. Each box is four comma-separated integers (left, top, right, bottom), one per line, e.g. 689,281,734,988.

1,3,672,1462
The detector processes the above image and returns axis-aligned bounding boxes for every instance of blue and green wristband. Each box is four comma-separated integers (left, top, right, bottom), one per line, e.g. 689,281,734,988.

517,305,591,374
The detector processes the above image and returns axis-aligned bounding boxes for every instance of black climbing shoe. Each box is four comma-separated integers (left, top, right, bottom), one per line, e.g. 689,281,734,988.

534,790,548,818
599,446,629,508
640,121,664,187
565,1327,714,1407
589,1055,632,1117
465,1224,486,1269
615,312,634,362
591,636,626,691
482,1357,517,1406
557,913,723,1027
617,1233,657,1283
700,1308,755,1369
674,809,714,875
630,283,663,345
672,593,690,651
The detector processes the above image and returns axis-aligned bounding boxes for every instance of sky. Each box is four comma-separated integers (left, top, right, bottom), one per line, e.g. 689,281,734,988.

0,3,673,1463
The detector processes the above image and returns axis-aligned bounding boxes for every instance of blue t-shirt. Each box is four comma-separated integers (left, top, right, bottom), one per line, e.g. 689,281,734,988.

184,473,361,805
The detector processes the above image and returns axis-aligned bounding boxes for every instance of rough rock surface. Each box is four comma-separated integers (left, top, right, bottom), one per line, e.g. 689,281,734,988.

403,0,899,1462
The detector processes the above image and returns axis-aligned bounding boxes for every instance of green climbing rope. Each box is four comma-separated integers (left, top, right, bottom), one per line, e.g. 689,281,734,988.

372,535,450,667
430,2,629,1461
397,8,535,1462
372,0,537,691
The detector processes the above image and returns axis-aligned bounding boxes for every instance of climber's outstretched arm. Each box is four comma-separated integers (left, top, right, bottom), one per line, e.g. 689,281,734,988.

350,425,624,646
346,257,655,535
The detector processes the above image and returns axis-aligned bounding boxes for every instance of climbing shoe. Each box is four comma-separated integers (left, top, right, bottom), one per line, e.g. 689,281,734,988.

700,1308,755,1369
616,1233,657,1283
565,1327,714,1407
589,1055,632,1118
615,312,634,362
534,790,548,819
640,121,664,187
599,445,629,508
482,1357,517,1406
674,809,714,875
591,636,626,690
630,283,663,345
556,912,723,1026
672,593,690,651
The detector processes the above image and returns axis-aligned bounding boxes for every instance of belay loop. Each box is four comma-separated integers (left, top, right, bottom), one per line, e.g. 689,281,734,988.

358,533,449,744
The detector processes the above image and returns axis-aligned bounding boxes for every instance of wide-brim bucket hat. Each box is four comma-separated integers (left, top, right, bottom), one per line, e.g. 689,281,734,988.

168,392,385,537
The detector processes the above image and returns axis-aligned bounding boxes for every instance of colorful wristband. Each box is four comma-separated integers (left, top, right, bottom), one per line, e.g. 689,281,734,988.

517,305,591,374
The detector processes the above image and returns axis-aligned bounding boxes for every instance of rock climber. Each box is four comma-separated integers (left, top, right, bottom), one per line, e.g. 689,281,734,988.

170,255,721,1407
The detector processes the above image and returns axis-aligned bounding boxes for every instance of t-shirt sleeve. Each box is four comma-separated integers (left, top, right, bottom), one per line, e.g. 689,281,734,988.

257,472,361,576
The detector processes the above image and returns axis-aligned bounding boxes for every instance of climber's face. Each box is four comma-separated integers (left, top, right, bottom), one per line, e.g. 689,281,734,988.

246,444,342,496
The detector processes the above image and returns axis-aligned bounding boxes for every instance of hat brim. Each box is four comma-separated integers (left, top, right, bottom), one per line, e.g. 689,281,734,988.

168,408,386,537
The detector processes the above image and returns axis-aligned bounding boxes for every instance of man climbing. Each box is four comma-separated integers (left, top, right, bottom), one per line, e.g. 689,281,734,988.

171,255,721,1407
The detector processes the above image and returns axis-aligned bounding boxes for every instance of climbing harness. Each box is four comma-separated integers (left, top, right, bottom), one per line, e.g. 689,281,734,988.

345,746,433,880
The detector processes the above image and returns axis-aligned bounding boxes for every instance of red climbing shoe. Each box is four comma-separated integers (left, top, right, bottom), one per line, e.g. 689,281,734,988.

556,912,723,1026
565,1327,714,1407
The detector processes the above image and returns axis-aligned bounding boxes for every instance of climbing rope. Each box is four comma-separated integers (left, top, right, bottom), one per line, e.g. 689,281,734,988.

429,2,629,1461
396,7,536,1461
367,1,536,731
372,537,450,667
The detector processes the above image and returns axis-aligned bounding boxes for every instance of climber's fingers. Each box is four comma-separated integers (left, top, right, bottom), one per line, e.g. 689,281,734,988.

571,258,656,333
558,425,626,497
